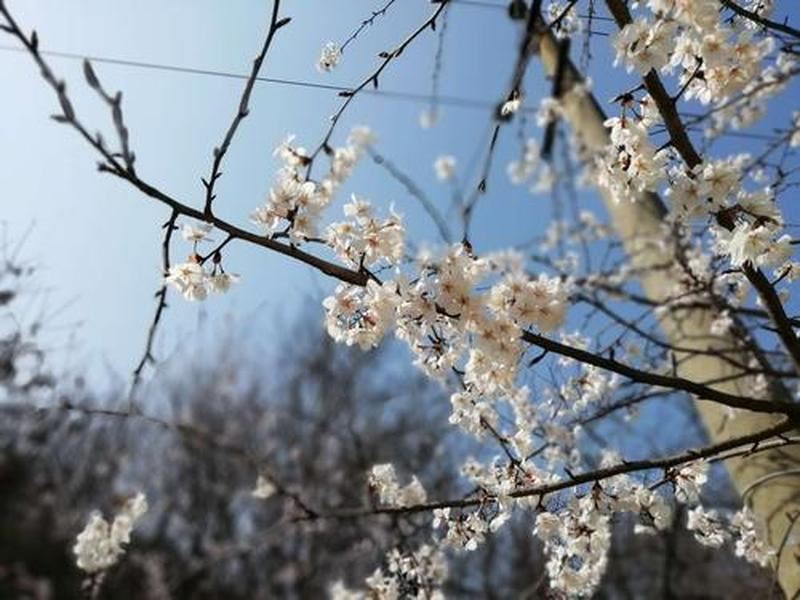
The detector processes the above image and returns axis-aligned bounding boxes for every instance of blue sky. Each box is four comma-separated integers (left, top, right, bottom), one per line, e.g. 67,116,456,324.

1,0,797,390
0,0,544,382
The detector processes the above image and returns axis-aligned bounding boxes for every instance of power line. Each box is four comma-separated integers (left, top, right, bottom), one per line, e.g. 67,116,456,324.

0,44,499,111
453,0,616,22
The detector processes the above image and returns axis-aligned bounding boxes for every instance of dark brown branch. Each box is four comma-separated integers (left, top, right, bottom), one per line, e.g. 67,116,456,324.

82,59,137,174
203,1,289,218
520,329,800,421
339,0,398,53
129,210,179,408
742,262,800,372
604,0,702,169
719,0,800,39
111,169,369,285
313,418,796,518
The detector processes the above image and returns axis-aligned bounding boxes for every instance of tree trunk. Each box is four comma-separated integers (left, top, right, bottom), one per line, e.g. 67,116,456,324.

536,28,800,598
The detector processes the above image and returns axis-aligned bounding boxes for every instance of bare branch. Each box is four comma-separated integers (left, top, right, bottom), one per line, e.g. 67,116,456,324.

305,0,451,177
203,1,289,218
129,210,179,408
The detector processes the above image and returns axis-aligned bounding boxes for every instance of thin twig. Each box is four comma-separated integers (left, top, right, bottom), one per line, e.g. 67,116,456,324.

129,210,179,408
203,1,289,218
305,0,451,177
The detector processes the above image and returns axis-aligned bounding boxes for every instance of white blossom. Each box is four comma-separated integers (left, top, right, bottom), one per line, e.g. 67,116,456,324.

674,461,708,504
687,506,727,548
252,474,276,499
613,18,677,74
368,463,427,507
433,155,456,182
419,108,438,129
165,256,238,301
501,96,522,116
74,492,148,574
181,222,212,243
731,507,774,567
507,138,540,185
317,42,342,72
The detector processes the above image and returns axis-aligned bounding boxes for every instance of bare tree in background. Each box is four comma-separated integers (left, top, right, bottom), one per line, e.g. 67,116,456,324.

2,0,800,596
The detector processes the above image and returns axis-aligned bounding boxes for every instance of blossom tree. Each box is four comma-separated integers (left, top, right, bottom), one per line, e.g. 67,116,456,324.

2,0,800,596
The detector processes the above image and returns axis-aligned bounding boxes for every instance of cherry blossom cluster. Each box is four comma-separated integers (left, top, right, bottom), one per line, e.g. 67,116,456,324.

712,191,794,279
614,0,777,106
556,335,619,411
368,463,428,507
707,50,797,135
546,0,583,39
595,116,669,203
673,464,773,569
506,138,541,186
165,255,239,301
330,544,447,600
327,196,405,268
526,459,711,594
424,452,693,596
687,506,774,567
317,41,342,72
659,153,796,279
324,246,569,465
323,244,569,400
164,222,239,301
252,126,375,242
73,492,148,574
597,11,797,279
534,495,613,595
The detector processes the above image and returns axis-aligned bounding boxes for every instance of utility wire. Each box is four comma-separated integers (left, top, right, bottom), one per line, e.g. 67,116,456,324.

0,44,498,111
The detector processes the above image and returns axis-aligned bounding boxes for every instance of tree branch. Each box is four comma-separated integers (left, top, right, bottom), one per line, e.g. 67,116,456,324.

521,329,800,421
202,1,289,218
129,210,179,408
313,418,796,519
719,0,800,39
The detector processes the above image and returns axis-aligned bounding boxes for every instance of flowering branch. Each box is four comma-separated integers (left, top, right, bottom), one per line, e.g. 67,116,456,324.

8,0,791,424
520,329,800,421
0,4,369,287
605,0,800,375
719,0,800,40
312,418,796,519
